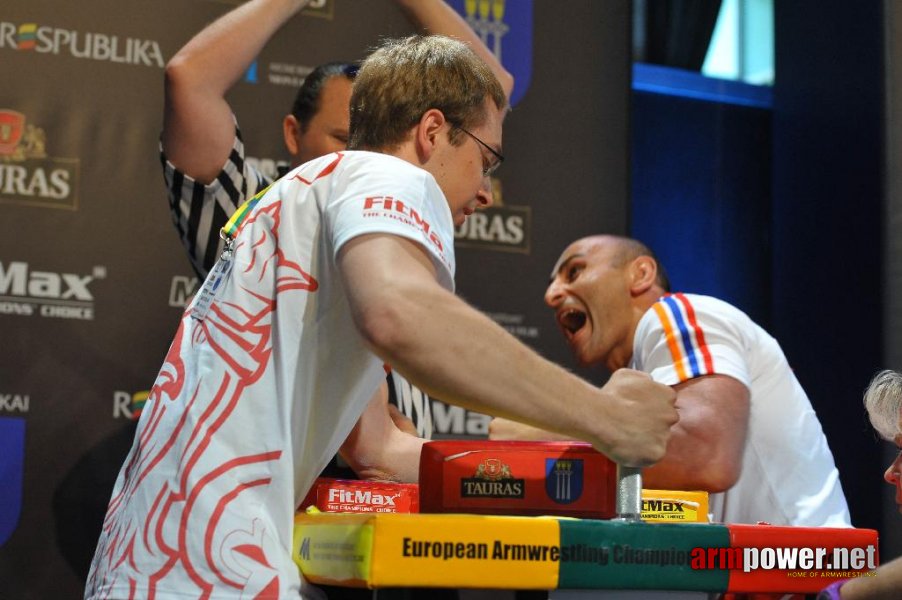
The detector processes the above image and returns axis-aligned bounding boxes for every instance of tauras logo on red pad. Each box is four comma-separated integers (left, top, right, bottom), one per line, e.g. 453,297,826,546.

461,458,525,498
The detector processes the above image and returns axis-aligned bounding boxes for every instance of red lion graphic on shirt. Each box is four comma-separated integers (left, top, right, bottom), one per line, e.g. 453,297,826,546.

88,199,318,599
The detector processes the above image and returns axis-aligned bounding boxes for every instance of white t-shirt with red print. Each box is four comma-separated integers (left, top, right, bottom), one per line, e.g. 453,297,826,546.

631,293,850,527
86,151,455,599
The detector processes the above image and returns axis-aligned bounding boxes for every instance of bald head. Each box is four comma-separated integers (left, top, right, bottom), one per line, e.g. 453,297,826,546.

545,235,669,370
552,235,670,293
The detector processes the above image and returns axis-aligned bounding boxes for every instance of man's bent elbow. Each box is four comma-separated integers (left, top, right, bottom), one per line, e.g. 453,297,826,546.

353,301,413,359
163,53,199,100
643,459,741,493
697,462,741,493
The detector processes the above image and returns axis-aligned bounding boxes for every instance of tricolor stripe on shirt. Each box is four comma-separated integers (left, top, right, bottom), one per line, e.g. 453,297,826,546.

651,293,715,382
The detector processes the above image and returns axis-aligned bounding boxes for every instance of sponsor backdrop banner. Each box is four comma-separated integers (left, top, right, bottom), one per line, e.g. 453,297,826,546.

0,0,629,597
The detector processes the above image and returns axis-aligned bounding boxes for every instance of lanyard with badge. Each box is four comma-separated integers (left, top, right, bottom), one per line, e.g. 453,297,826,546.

191,183,273,321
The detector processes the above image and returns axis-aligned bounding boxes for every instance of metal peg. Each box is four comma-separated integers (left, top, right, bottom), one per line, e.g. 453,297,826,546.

614,465,643,522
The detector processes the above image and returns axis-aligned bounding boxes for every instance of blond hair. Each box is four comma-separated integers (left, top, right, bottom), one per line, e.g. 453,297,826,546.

349,35,506,151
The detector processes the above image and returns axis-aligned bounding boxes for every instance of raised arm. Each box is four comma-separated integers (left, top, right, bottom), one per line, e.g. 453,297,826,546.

338,233,678,467
162,0,311,183
394,0,514,101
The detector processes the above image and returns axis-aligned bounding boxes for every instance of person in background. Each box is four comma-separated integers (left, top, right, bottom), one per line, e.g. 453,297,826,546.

161,0,513,279
490,234,851,526
818,370,902,599
86,35,678,599
160,0,515,476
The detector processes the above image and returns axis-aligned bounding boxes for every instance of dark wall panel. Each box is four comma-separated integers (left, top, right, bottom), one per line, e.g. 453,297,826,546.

772,0,885,537
631,91,772,327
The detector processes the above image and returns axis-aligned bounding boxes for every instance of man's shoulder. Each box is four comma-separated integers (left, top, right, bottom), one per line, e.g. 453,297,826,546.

649,293,744,319
633,292,756,383
282,151,428,182
639,293,756,342
654,292,731,307
345,150,429,176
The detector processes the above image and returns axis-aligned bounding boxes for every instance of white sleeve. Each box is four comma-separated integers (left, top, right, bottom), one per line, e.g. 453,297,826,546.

633,294,751,388
327,155,456,289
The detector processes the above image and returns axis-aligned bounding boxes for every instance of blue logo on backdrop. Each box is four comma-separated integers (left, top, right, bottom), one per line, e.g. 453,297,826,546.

449,0,533,107
0,417,25,545
545,458,583,504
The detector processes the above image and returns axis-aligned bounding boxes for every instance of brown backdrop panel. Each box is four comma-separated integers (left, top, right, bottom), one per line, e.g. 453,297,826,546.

0,3,236,596
0,1,628,597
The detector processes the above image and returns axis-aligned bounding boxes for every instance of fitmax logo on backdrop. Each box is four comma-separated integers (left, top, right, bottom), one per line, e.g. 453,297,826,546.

0,260,104,320
0,21,164,67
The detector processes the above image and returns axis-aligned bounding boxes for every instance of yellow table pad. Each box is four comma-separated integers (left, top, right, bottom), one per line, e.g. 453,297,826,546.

294,511,561,589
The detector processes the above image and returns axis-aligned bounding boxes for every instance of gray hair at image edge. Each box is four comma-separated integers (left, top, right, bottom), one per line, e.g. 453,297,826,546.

863,369,902,440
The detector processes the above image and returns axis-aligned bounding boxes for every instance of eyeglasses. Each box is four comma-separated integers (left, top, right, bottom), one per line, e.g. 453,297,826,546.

457,126,504,177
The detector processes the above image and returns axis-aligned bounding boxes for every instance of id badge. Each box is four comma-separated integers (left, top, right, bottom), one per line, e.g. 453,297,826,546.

191,244,234,321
